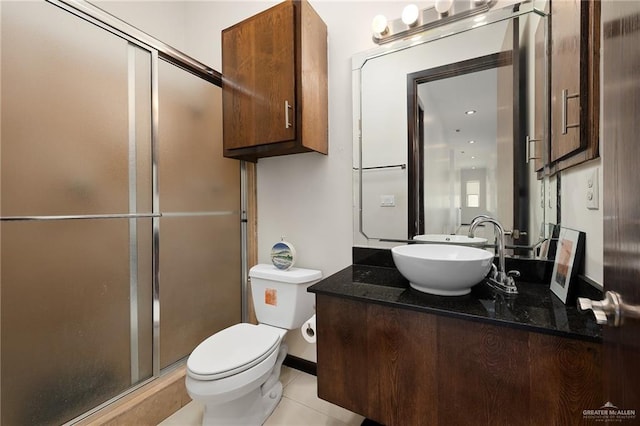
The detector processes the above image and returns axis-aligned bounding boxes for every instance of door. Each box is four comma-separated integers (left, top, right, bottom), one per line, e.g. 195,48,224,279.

601,0,640,418
222,1,296,150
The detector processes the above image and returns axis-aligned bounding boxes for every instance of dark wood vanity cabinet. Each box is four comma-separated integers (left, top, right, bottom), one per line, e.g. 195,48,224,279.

549,0,600,171
221,0,327,162
316,295,603,426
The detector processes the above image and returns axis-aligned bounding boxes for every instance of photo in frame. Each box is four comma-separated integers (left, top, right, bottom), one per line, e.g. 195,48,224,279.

549,227,586,304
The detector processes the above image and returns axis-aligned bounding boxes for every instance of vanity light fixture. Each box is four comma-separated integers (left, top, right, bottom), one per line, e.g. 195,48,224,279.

372,0,496,45
465,109,477,115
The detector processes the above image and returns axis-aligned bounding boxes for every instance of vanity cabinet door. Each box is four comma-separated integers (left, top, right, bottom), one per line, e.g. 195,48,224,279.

549,0,599,169
222,0,327,162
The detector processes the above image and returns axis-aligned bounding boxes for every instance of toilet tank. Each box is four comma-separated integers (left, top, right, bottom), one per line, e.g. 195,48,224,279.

249,264,322,329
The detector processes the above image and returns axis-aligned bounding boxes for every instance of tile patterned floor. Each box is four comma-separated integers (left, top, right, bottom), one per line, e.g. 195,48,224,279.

159,367,364,426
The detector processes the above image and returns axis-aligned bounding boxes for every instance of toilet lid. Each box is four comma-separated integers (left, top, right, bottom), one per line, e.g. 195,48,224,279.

187,323,281,380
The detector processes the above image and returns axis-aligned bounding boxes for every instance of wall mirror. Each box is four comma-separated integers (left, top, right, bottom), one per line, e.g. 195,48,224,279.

353,1,552,251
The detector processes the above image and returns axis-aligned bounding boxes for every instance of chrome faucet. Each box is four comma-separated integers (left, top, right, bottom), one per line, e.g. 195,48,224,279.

468,215,519,294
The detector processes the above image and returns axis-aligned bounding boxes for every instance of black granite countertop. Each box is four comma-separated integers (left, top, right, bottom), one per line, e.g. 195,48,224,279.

309,250,603,343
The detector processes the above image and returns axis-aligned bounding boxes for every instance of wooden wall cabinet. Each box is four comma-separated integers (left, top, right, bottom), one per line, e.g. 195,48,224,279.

221,0,328,162
316,295,603,426
548,0,600,172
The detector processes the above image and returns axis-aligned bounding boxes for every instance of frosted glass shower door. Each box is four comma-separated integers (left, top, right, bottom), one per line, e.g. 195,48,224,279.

157,61,241,368
1,1,242,423
1,2,153,424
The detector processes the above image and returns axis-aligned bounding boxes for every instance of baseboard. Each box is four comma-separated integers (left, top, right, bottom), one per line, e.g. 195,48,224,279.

283,354,317,376
361,419,385,426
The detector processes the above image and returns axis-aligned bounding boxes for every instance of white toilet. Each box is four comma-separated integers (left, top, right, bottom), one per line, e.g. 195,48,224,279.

185,264,322,426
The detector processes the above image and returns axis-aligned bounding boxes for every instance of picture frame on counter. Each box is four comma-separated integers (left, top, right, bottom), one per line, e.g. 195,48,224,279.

549,227,586,304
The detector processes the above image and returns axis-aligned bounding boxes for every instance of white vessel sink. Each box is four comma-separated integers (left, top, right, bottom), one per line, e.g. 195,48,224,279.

391,244,493,296
413,234,487,246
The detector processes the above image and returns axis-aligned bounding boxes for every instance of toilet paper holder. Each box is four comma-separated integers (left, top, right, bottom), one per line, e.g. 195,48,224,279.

305,323,315,338
301,314,316,343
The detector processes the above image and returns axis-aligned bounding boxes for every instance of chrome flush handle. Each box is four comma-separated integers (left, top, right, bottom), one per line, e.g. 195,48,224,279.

578,291,640,327
525,135,541,164
561,89,580,134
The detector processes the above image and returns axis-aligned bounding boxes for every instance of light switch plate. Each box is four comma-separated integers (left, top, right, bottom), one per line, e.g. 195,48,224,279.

380,195,396,207
587,168,599,210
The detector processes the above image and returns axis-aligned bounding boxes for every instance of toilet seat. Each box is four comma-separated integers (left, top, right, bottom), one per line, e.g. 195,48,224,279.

187,323,282,381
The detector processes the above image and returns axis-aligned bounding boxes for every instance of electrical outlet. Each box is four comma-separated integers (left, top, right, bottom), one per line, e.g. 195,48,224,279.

587,168,599,210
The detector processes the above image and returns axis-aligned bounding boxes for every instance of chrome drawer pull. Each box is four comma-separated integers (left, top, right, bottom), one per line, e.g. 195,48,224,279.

285,100,293,129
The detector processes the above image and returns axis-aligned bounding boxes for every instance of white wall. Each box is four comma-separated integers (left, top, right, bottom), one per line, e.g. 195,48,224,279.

559,160,603,286
423,95,453,235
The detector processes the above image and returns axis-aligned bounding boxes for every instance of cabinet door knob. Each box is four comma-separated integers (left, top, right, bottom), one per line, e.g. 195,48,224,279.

285,100,293,129
561,89,580,135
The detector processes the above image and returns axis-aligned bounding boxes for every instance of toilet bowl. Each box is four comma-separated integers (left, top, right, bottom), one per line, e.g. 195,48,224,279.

185,264,321,426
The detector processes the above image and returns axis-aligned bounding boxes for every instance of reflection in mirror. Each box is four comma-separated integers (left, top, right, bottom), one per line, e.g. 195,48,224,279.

354,3,550,254
408,50,525,246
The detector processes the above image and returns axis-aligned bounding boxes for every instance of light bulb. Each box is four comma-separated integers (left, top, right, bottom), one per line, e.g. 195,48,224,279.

402,4,420,27
371,14,389,36
435,0,453,16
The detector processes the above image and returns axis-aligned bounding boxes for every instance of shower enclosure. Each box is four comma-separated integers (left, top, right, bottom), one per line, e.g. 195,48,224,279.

0,1,241,424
